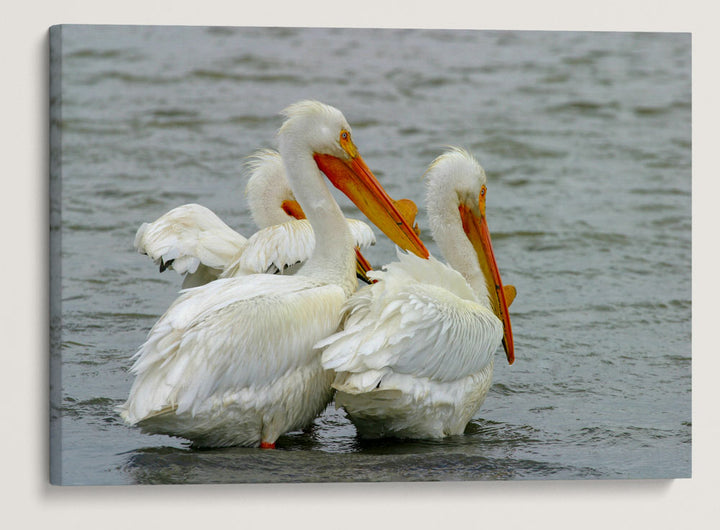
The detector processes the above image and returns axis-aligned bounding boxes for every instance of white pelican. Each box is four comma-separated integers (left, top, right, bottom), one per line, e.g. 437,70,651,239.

134,149,381,288
318,148,515,440
118,100,428,448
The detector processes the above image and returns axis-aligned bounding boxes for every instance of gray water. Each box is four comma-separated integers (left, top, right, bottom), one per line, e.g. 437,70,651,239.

49,25,691,485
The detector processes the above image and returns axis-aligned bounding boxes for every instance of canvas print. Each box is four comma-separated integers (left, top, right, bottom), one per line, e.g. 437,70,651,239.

49,25,691,485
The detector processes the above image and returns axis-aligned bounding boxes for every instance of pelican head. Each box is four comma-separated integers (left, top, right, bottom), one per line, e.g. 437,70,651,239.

244,149,305,228
278,100,356,160
425,148,514,364
278,100,428,259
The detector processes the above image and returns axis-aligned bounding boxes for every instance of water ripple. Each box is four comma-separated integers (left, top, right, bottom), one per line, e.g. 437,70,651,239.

85,71,181,85
191,69,301,84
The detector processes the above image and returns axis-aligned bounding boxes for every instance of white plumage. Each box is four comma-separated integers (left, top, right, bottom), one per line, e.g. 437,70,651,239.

318,148,514,439
134,149,376,288
221,216,376,279
118,100,428,448
120,275,342,447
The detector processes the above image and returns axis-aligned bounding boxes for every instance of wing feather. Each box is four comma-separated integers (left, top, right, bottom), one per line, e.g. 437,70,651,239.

319,252,503,391
120,275,345,422
346,219,376,249
221,220,315,277
135,204,247,283
221,218,375,278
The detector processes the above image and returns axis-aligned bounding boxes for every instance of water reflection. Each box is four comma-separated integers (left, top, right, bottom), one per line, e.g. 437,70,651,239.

121,411,599,484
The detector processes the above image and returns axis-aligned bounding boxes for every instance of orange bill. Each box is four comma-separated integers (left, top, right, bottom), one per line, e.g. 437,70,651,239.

459,188,514,364
354,247,377,284
281,199,306,220
314,151,429,259
504,285,517,307
393,198,420,236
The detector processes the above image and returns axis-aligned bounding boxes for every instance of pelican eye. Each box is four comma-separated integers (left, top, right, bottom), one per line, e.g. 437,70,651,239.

338,129,357,157
480,185,487,197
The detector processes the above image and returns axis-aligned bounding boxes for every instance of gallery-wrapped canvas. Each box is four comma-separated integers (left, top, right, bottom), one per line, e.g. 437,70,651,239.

49,24,691,485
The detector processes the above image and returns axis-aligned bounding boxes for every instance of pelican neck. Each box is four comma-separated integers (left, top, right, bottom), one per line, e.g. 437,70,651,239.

428,195,490,307
278,146,356,295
